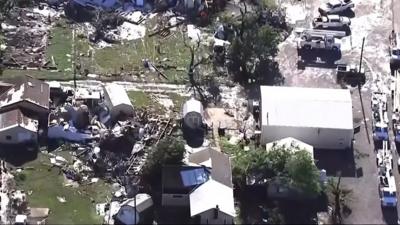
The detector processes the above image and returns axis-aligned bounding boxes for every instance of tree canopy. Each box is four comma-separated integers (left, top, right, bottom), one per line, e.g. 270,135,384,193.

221,139,321,196
222,3,285,85
141,136,185,185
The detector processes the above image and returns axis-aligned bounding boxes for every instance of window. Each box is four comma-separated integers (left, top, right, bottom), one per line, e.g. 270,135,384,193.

172,195,183,198
6,135,12,140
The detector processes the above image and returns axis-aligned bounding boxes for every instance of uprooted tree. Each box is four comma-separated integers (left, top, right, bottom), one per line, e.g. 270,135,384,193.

141,136,186,186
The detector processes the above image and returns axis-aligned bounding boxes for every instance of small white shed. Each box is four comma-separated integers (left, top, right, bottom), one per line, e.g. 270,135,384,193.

260,86,354,150
103,84,134,120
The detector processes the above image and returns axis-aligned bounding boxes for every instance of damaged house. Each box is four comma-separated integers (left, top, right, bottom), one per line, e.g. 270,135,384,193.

0,76,50,145
161,148,235,224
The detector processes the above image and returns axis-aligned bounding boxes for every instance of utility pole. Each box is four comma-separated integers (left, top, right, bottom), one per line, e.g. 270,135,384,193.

358,37,370,144
359,37,365,74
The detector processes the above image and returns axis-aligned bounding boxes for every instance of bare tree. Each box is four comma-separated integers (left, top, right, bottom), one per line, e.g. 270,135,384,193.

183,32,209,104
327,172,353,224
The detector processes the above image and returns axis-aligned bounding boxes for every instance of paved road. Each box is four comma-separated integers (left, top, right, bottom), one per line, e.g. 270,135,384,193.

393,0,400,31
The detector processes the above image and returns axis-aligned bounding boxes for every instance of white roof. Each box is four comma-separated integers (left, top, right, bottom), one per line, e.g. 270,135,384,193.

104,83,133,108
75,88,101,100
261,86,353,130
190,180,235,217
266,137,314,158
327,14,340,20
183,98,203,117
121,194,153,213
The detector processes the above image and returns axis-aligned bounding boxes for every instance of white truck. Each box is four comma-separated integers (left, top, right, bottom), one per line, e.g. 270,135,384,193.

298,34,341,51
379,172,397,208
312,15,351,29
318,0,355,15
389,30,400,73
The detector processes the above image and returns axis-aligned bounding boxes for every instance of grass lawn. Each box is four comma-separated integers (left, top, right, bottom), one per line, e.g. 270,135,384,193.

15,152,110,225
1,69,70,80
167,93,188,112
47,23,73,73
127,90,166,112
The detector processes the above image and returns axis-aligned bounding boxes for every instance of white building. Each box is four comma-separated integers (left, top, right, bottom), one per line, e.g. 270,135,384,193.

260,86,353,150
103,84,134,120
190,180,235,225
266,137,314,158
0,109,38,144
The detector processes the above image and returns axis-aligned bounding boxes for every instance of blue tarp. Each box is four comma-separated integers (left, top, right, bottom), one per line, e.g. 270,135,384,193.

48,121,93,143
180,167,210,187
115,205,140,225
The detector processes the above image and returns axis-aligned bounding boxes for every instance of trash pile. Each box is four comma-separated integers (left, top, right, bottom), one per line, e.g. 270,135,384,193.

1,6,60,70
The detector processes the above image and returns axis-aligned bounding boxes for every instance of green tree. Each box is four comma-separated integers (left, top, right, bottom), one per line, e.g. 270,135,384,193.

141,136,185,185
224,3,284,85
222,138,321,196
285,150,321,195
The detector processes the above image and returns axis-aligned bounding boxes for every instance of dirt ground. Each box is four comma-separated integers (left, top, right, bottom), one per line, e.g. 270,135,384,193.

276,0,399,223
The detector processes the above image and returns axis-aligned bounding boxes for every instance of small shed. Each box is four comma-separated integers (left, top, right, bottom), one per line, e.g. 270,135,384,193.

103,84,134,120
266,137,314,159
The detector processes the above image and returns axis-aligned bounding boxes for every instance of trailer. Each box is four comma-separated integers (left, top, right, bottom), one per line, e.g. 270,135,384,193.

336,64,365,86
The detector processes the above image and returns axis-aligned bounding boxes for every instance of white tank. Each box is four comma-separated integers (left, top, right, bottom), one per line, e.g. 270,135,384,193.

182,98,204,130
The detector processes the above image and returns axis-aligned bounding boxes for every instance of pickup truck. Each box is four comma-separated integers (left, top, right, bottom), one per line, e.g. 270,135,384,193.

298,34,341,51
313,15,351,29
318,0,355,15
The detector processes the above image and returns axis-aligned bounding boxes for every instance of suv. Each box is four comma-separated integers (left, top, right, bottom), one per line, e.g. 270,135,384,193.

313,15,351,29
318,0,355,15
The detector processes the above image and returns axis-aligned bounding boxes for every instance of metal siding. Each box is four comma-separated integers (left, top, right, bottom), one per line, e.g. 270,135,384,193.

261,125,352,149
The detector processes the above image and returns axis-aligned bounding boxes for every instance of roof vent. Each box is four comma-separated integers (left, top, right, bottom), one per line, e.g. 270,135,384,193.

27,82,34,87
214,205,219,219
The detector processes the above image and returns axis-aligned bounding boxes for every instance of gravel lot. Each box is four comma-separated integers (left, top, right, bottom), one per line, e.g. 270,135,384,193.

276,0,399,223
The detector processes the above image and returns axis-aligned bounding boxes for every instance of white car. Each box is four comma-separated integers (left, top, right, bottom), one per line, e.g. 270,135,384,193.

318,0,355,15
312,15,351,29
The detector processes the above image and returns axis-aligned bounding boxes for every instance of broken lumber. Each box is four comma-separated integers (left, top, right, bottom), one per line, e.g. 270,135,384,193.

148,20,185,37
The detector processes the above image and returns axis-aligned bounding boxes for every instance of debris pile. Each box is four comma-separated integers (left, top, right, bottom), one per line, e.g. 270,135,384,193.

46,83,177,187
2,7,60,70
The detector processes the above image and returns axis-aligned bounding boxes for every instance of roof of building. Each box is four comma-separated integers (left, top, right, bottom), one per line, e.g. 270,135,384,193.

189,179,235,217
162,165,211,194
183,98,204,117
0,108,38,132
104,83,133,108
75,88,101,100
0,76,50,110
266,137,314,158
188,148,233,188
260,86,353,130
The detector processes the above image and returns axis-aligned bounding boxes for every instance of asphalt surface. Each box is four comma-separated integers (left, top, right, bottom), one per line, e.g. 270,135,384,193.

277,0,398,223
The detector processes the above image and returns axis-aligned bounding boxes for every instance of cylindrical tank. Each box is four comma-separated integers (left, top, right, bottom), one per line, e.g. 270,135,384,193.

182,98,204,130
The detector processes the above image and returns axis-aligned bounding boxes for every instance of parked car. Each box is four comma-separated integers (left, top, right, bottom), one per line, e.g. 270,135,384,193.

313,15,351,29
318,0,355,15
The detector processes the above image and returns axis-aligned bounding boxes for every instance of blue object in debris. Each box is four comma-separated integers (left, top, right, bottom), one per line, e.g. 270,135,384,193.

180,167,210,187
